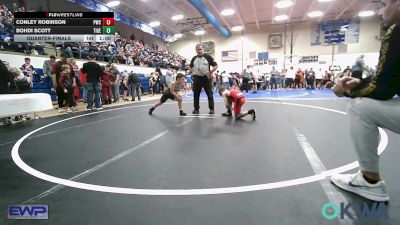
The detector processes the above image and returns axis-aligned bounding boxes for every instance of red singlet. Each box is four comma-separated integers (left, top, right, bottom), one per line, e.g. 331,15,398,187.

229,88,245,115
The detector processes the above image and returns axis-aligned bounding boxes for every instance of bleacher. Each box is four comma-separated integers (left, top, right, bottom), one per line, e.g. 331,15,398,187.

138,74,150,93
29,68,57,100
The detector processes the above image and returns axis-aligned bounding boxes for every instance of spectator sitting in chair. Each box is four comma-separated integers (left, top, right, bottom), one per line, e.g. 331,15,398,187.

21,57,35,80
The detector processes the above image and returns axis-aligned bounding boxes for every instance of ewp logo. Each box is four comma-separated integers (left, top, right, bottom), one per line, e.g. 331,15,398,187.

8,205,48,219
322,202,389,220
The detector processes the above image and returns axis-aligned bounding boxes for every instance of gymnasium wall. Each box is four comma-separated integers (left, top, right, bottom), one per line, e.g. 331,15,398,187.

168,17,382,73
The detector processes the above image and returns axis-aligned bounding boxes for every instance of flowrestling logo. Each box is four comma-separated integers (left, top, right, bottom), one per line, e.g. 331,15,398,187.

322,202,389,220
8,205,48,219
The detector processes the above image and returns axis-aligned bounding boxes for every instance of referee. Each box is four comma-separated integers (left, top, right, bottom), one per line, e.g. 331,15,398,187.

189,44,218,114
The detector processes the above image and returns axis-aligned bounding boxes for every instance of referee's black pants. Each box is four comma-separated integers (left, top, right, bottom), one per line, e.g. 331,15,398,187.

242,77,250,93
193,75,214,111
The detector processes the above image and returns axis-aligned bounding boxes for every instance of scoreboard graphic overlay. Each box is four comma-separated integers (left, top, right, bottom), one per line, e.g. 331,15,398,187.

14,12,115,43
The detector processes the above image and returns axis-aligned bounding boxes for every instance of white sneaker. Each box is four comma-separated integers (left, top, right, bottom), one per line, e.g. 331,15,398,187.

58,108,65,113
331,171,389,202
66,108,73,113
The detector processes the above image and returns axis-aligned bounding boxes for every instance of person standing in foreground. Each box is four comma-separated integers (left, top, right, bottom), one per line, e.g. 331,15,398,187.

219,87,256,120
128,72,141,101
52,53,74,112
331,0,400,202
189,44,218,114
148,73,187,116
82,53,103,111
42,55,56,88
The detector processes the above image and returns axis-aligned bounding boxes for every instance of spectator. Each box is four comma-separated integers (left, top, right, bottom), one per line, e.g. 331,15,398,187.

185,72,193,93
79,68,88,103
82,53,103,111
0,60,11,94
280,69,286,89
128,72,141,101
81,43,90,59
69,58,81,105
121,70,129,101
155,66,165,93
10,67,39,120
221,71,230,89
242,66,251,93
129,33,135,41
306,68,315,90
165,67,174,86
21,57,35,80
109,64,120,102
157,72,164,94
295,68,303,89
59,64,76,112
270,66,279,90
0,61,14,125
101,66,114,105
43,55,56,89
286,67,295,89
251,70,259,93
52,53,74,112
63,43,74,58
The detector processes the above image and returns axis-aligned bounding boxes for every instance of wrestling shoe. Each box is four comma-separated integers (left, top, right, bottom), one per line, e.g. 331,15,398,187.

249,109,256,120
221,111,232,117
149,107,155,115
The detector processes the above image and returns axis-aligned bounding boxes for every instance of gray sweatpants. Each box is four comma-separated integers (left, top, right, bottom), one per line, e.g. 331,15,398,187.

347,97,400,173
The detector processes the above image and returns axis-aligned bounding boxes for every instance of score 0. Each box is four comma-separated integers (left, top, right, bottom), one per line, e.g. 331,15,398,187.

103,18,114,26
103,26,115,34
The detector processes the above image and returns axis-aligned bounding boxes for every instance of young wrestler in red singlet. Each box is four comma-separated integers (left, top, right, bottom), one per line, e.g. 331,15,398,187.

219,87,256,120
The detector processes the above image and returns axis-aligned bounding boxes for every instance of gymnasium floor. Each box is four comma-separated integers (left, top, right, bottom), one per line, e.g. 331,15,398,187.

1,90,399,225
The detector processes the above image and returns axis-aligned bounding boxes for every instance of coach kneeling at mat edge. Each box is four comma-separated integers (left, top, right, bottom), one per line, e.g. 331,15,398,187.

331,0,400,202
189,44,218,114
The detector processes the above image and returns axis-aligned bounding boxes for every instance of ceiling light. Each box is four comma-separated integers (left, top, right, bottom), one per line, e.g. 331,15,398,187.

359,10,374,17
106,1,120,7
194,30,205,36
274,15,289,22
221,9,235,16
275,0,293,9
149,21,160,27
308,11,324,18
231,25,243,32
318,0,334,2
174,33,183,38
172,15,184,21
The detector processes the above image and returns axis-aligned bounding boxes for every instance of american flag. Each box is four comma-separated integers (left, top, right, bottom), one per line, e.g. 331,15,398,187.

221,50,238,62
